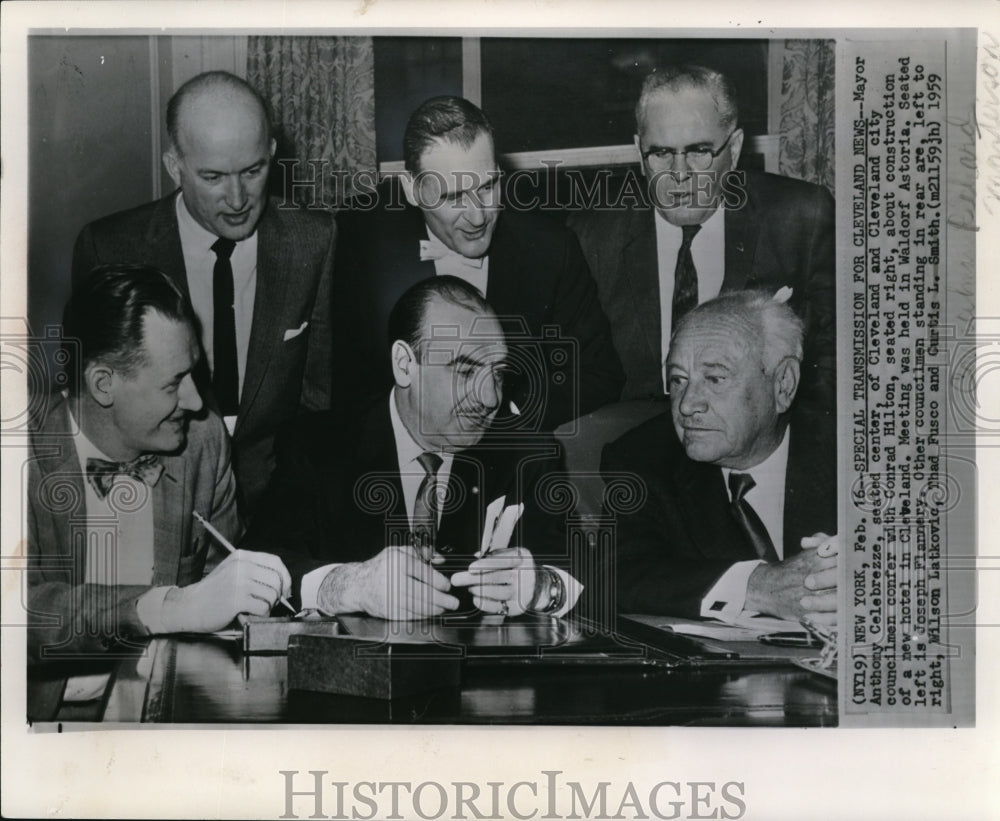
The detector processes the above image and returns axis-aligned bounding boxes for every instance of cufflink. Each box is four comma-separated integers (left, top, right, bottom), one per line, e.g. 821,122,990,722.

438,544,453,554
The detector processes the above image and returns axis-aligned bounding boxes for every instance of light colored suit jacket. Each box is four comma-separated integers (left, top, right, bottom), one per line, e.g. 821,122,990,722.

26,393,239,719
72,194,336,511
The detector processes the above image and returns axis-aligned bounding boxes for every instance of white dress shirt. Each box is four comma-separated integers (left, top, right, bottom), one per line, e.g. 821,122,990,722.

654,206,725,391
420,226,490,296
175,193,258,432
700,428,791,620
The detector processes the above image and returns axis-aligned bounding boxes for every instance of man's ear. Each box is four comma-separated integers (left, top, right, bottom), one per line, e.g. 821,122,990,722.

390,340,416,388
773,356,801,414
269,137,277,159
162,148,182,190
84,363,116,409
728,127,745,171
399,172,418,208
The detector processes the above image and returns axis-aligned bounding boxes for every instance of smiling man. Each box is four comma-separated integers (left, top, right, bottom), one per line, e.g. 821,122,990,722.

28,265,292,721
244,276,581,621
601,290,837,624
569,64,834,414
72,71,336,514
333,95,623,431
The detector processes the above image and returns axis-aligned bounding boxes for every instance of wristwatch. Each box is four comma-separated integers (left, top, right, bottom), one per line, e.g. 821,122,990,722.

531,566,566,614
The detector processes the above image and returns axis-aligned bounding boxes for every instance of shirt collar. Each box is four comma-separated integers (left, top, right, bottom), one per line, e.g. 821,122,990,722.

653,199,725,237
388,389,453,471
722,425,791,496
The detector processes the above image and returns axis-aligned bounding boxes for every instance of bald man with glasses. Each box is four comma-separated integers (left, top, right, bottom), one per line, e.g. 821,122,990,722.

569,64,835,416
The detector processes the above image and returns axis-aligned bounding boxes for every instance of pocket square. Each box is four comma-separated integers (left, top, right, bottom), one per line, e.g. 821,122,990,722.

283,321,309,342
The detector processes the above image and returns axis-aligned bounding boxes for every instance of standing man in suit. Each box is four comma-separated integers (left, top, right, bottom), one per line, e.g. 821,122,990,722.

244,276,581,620
601,290,837,623
28,265,291,720
72,70,336,513
333,95,623,430
569,64,834,412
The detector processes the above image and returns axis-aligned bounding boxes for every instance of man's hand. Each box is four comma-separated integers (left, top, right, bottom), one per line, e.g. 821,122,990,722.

162,549,292,633
317,546,459,620
746,532,839,625
451,547,539,616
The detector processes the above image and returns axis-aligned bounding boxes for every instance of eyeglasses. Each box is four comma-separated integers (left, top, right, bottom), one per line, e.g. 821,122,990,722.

640,129,738,171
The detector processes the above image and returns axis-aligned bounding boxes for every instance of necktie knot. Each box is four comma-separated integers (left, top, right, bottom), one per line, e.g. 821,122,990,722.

212,237,236,261
680,223,702,247
86,454,164,500
417,451,443,477
728,471,756,503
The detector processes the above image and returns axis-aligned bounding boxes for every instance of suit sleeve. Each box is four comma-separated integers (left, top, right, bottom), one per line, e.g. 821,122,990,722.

26,472,153,663
599,442,737,619
300,214,337,413
550,230,625,421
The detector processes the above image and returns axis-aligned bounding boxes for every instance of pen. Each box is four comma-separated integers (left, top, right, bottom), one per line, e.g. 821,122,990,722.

192,510,296,614
758,631,824,648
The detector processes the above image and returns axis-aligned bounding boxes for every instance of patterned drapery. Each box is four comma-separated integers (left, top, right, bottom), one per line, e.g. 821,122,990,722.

247,36,376,207
779,39,835,194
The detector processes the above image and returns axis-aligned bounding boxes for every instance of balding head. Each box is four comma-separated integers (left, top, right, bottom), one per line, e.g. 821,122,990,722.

162,71,275,241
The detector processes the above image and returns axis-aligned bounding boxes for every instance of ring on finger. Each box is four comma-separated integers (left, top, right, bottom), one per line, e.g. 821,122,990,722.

498,600,509,617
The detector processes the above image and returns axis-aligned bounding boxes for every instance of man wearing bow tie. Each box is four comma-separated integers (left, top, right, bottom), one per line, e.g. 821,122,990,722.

332,95,623,430
27,265,291,720
244,276,581,620
601,290,837,624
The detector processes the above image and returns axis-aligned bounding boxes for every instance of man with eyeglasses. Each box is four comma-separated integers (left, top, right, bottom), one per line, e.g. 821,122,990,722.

569,64,835,416
243,276,582,620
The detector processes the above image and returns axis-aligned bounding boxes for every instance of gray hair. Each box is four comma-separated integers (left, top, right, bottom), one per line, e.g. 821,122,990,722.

673,289,804,373
635,64,740,133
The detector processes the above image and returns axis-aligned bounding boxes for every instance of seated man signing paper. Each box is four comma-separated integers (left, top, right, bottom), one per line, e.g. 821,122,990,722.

243,276,581,620
601,289,838,625
27,265,291,720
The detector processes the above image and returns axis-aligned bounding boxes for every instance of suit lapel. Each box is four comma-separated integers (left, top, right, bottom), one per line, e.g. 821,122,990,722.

621,208,662,376
671,450,748,559
145,194,189,294
33,397,87,566
238,204,290,432
723,176,760,292
437,452,487,558
152,454,188,584
783,420,836,557
484,213,521,316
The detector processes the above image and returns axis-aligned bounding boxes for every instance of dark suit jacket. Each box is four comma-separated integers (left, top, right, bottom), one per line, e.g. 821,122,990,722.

72,194,336,512
241,400,568,612
568,170,835,411
26,393,240,720
600,407,836,618
332,181,624,429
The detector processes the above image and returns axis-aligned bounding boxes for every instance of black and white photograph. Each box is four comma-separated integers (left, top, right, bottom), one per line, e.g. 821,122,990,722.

1,2,995,819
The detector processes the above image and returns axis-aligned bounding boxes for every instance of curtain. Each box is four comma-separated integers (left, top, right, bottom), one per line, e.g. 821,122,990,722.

779,39,835,194
247,36,376,208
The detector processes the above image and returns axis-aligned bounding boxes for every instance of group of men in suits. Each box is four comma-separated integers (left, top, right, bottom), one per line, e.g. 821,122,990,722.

28,62,839,718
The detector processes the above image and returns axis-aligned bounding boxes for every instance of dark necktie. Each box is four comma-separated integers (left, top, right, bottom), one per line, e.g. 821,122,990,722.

212,237,239,416
728,472,779,562
86,454,164,500
671,223,702,330
411,452,443,561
